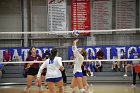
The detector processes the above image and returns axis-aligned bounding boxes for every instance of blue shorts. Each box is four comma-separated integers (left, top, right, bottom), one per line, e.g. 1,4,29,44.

46,77,62,83
74,72,83,78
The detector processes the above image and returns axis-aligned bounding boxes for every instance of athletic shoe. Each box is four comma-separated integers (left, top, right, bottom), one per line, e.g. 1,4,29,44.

123,74,127,77
90,73,93,76
131,84,136,88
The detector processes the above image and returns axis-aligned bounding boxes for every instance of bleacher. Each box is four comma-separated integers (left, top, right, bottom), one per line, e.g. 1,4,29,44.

0,62,139,85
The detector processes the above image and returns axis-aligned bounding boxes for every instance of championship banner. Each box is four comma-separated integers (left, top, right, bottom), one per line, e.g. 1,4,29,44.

48,0,66,31
0,47,53,62
71,0,90,35
68,46,140,60
116,0,135,29
93,0,112,30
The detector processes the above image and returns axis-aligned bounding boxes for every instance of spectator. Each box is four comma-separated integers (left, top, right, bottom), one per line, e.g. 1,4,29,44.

131,53,140,88
3,49,11,65
123,50,134,77
120,52,127,71
96,48,105,63
112,56,120,72
86,52,95,76
94,58,103,72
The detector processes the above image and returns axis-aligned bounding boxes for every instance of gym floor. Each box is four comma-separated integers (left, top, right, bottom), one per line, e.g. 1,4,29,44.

0,84,140,93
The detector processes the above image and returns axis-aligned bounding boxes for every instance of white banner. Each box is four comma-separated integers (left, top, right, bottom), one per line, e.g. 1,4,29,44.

116,0,136,29
93,0,112,30
48,0,66,31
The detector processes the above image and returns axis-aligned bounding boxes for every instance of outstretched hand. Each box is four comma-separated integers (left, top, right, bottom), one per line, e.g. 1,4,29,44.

73,39,79,43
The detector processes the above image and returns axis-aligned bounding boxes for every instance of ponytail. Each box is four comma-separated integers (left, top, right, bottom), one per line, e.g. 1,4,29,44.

50,48,57,60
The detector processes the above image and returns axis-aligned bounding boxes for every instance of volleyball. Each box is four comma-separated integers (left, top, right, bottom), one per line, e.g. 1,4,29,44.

72,30,80,37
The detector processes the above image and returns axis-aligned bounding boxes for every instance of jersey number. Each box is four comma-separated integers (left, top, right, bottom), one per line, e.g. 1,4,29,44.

49,60,54,64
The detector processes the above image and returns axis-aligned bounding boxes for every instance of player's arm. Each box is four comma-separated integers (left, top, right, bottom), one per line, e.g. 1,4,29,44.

37,60,47,78
25,57,32,69
72,39,79,57
58,57,64,71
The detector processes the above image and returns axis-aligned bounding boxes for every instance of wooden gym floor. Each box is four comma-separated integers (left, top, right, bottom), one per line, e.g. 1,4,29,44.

0,84,140,93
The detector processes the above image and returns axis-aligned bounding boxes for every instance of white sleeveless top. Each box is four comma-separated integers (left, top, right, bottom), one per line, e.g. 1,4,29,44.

72,46,84,74
37,57,63,79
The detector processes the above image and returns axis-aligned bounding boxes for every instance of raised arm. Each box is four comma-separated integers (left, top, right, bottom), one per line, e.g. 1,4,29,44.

72,39,79,46
72,39,79,57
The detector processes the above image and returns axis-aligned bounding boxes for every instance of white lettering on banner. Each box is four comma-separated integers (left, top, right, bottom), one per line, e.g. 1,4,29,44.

0,50,5,62
116,47,125,59
106,47,111,59
95,48,100,53
43,48,48,53
85,48,96,58
12,49,20,60
127,47,137,57
0,48,53,62
22,49,29,61
76,46,140,60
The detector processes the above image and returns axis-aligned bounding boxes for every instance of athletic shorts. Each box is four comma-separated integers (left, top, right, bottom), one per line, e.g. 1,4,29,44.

74,72,83,78
46,77,62,82
28,68,39,76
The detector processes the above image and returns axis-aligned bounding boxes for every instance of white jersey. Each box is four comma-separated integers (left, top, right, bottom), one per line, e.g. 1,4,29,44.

37,57,63,79
72,46,84,74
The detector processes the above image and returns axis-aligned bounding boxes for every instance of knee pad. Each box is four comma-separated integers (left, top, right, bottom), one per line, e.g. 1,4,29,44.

79,88,86,93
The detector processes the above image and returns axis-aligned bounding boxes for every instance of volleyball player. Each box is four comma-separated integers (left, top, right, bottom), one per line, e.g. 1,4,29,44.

82,50,91,93
24,47,42,93
70,39,87,93
36,48,64,93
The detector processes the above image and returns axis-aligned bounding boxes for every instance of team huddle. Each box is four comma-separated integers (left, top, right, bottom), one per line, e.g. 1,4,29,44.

23,39,90,93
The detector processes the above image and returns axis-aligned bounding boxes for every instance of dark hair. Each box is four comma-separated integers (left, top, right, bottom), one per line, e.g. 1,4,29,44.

28,48,32,56
45,50,50,55
44,50,50,59
82,50,87,60
50,48,57,60
28,47,35,56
